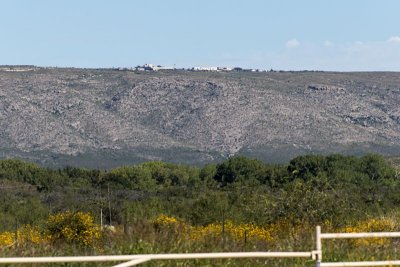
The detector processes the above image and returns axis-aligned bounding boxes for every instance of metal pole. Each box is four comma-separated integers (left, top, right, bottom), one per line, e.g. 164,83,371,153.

100,208,103,231
108,184,112,226
221,210,225,250
99,188,103,230
316,226,322,267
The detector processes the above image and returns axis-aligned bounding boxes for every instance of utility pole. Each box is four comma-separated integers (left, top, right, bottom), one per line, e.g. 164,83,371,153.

100,208,103,230
108,184,112,226
221,209,225,250
99,188,103,231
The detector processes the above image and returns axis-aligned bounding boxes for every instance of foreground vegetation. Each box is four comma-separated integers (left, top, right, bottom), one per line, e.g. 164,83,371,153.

1,153,400,266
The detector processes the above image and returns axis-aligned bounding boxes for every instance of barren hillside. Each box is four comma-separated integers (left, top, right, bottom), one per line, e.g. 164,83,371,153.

1,67,400,167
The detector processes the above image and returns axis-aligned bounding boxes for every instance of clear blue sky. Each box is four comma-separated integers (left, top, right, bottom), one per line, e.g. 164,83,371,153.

1,0,400,71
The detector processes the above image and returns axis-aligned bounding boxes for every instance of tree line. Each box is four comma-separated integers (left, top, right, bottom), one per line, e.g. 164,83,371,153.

0,153,399,231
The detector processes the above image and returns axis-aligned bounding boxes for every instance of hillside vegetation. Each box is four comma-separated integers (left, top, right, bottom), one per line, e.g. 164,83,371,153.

1,67,400,167
1,154,400,266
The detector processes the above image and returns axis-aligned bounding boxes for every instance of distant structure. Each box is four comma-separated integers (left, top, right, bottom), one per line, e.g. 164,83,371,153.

192,66,218,71
0,64,308,73
134,64,174,71
0,65,38,72
218,67,233,71
129,63,268,73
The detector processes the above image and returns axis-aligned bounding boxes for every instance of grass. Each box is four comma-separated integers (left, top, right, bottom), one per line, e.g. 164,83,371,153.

2,213,400,266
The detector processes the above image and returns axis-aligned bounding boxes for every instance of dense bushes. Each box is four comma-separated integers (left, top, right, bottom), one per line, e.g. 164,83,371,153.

0,153,398,231
0,159,66,191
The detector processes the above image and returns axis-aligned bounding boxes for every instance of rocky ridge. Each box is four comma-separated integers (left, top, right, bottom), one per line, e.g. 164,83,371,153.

1,67,400,167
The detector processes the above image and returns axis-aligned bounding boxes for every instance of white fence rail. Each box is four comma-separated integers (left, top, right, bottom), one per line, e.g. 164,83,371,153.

1,226,400,266
316,226,400,267
0,252,313,266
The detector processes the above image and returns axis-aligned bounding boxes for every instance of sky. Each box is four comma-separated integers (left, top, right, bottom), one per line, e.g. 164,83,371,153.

1,0,400,71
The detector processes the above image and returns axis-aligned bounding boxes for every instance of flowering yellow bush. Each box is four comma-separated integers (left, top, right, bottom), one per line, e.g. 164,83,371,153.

152,215,275,243
341,217,397,246
0,231,14,247
0,225,44,248
153,214,179,227
19,225,44,244
46,211,101,246
189,220,275,243
0,212,101,248
152,214,183,234
152,214,400,248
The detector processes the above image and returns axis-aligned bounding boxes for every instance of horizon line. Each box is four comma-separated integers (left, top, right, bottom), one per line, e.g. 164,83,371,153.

1,64,400,73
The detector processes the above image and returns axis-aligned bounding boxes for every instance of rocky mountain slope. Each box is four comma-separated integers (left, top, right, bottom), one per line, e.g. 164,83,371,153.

1,66,400,167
